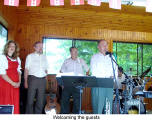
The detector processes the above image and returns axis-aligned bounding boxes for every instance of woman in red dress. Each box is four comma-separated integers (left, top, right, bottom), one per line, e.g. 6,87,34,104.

0,40,21,114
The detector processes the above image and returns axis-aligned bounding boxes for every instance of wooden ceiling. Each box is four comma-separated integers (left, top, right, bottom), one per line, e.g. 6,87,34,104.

16,0,152,33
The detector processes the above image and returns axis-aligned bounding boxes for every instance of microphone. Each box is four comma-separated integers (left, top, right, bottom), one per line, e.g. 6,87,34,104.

105,51,112,55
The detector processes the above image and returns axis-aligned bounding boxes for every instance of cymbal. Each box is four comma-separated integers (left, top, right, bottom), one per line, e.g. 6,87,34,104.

134,91,144,96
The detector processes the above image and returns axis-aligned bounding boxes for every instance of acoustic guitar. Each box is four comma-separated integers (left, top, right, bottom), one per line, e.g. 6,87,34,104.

45,93,60,114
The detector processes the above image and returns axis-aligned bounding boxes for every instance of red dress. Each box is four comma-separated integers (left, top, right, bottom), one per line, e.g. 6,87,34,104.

0,56,20,114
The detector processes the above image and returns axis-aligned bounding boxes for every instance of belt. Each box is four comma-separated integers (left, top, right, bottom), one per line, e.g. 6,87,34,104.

28,75,46,79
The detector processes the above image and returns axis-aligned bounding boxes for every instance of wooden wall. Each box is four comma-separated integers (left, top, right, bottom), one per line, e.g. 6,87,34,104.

15,24,116,67
15,25,152,68
0,1,18,40
0,1,152,63
15,3,152,67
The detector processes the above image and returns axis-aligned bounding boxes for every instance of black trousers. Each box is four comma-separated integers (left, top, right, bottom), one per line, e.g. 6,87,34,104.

60,86,80,114
26,75,46,114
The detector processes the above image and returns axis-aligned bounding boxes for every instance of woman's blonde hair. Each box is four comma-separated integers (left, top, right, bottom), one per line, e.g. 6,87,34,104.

3,40,19,59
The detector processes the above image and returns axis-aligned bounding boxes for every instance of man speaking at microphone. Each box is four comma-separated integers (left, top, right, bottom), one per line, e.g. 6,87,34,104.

90,40,118,114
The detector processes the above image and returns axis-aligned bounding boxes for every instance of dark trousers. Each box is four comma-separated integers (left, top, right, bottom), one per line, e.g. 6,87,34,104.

26,75,46,114
60,86,80,114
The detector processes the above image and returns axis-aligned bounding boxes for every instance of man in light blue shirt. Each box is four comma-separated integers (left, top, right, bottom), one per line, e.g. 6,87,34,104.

60,46,89,114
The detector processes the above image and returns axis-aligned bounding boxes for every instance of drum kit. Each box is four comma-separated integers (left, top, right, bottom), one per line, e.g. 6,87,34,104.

115,67,151,114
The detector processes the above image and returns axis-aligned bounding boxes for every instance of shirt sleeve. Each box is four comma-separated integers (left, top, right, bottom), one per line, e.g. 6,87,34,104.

25,54,30,70
17,57,22,73
60,60,67,73
45,55,49,71
0,55,8,75
81,59,89,72
90,55,97,76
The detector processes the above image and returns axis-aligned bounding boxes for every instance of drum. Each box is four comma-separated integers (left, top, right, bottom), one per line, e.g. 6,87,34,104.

133,78,142,86
125,99,145,114
133,86,143,96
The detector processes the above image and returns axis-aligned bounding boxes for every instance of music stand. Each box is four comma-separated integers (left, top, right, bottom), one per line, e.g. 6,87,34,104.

61,76,113,114
61,76,113,88
95,78,114,88
61,76,96,114
61,76,96,87
56,77,63,86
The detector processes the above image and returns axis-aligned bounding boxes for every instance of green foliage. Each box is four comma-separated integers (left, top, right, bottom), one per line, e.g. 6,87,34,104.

143,45,152,76
76,40,98,66
113,42,152,76
44,38,152,76
43,38,72,74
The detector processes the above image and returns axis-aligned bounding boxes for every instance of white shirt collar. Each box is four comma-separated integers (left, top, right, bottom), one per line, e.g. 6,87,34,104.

98,52,107,57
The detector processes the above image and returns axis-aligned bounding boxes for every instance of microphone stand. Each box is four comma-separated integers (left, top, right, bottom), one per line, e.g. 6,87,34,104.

107,53,121,114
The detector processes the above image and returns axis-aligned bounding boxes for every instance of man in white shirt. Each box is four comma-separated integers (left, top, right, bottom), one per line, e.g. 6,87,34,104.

90,40,118,114
60,47,89,114
24,41,48,114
